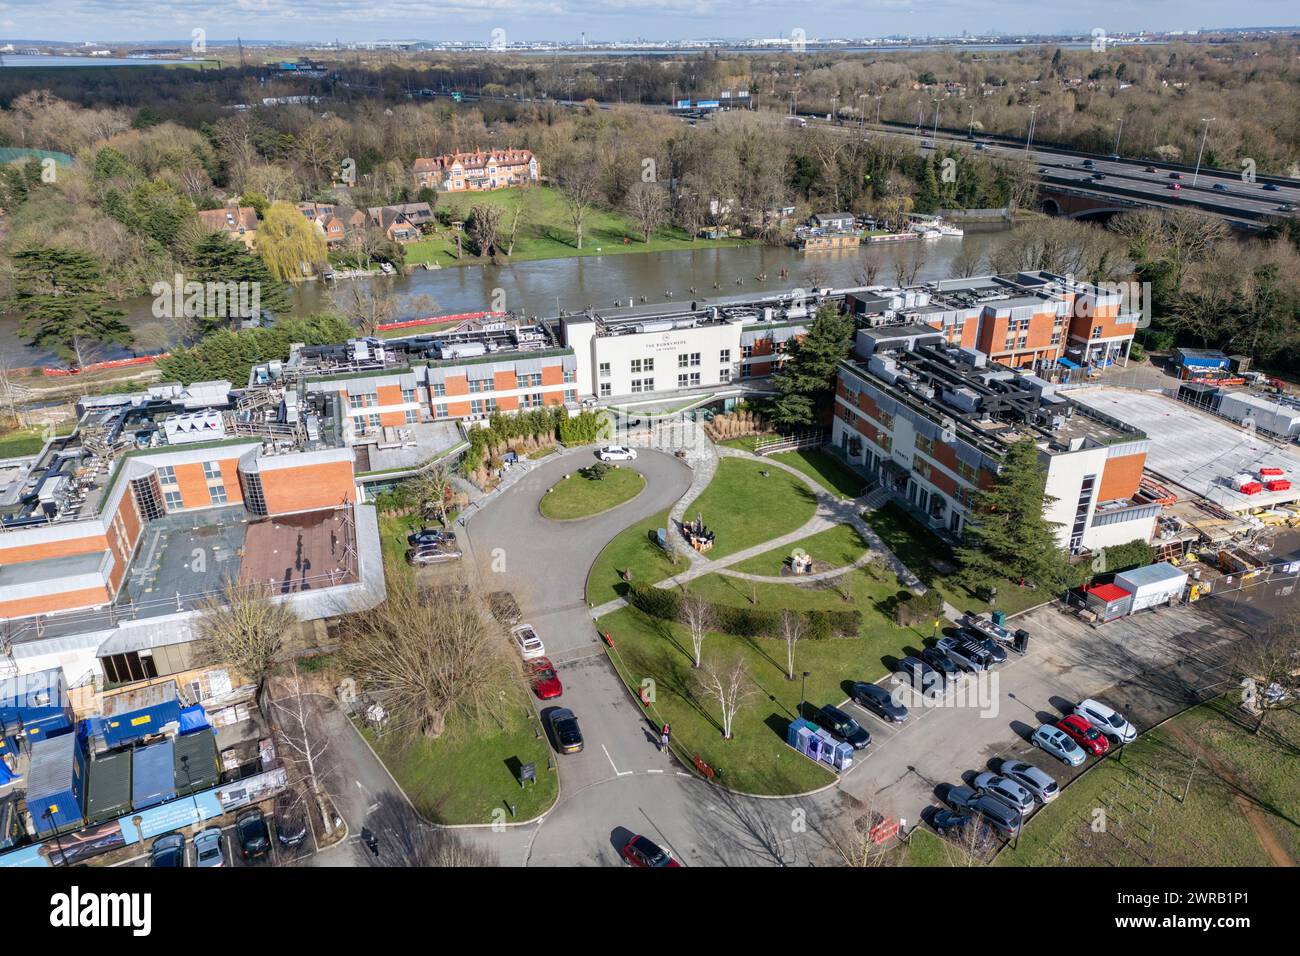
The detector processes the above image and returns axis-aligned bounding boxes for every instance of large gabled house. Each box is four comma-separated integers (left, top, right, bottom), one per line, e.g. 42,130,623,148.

197,205,259,249
411,149,539,192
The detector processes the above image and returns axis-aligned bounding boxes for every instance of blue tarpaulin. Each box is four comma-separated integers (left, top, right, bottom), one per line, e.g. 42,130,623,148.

178,705,210,735
1057,357,1080,369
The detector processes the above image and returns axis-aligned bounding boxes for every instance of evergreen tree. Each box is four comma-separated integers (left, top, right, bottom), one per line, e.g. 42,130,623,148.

955,439,1072,594
14,248,133,368
187,232,291,333
768,303,854,429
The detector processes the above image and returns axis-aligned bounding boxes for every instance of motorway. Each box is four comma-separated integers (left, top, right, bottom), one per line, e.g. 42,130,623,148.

303,443,1292,867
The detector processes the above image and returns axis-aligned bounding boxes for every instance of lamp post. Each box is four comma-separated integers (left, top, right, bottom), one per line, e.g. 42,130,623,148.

967,104,976,139
1192,117,1214,186
1025,105,1039,152
1112,116,1124,158
932,99,941,143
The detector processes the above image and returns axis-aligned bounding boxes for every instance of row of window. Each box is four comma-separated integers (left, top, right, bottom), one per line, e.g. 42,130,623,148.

432,370,573,396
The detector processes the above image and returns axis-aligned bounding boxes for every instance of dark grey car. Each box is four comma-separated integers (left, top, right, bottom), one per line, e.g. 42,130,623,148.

849,682,909,723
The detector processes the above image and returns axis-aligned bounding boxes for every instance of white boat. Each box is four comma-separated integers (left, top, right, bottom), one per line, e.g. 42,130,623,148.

909,215,964,238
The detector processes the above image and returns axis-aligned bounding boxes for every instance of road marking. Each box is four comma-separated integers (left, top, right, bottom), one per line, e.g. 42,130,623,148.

646,768,664,774
602,744,632,777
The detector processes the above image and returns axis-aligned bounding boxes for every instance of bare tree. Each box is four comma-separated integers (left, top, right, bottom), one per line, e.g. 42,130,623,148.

554,145,601,249
624,180,668,242
332,282,397,336
266,664,336,836
695,655,758,740
679,590,713,669
339,575,518,740
1232,607,1300,736
467,202,503,261
780,609,804,681
409,461,455,526
195,579,299,694
938,816,1003,866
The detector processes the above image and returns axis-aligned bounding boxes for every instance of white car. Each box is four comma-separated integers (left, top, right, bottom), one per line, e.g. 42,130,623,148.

972,772,1035,814
511,624,546,660
1074,698,1137,744
597,445,637,462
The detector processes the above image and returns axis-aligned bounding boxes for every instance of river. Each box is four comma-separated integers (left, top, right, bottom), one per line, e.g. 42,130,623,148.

1,226,1013,367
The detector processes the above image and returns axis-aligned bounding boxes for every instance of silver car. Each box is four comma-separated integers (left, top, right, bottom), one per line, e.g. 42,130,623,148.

193,827,225,868
999,759,1059,804
1075,698,1137,744
1032,724,1086,766
973,772,1035,814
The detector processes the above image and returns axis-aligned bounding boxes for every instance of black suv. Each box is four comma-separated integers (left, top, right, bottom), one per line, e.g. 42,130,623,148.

813,704,871,749
920,646,960,680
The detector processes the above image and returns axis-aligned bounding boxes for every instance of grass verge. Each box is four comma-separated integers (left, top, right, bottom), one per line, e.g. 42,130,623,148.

539,467,645,520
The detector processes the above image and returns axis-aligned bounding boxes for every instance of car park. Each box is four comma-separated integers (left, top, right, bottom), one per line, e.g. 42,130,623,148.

622,834,679,867
1058,714,1111,756
920,646,960,681
849,682,909,723
407,528,457,548
150,833,186,867
597,445,637,461
973,772,1036,814
511,623,546,660
894,655,945,696
527,657,563,699
813,704,871,749
1074,698,1137,744
1032,725,1087,766
999,760,1059,804
275,791,309,849
956,628,1010,664
236,809,271,860
548,708,584,754
194,827,225,866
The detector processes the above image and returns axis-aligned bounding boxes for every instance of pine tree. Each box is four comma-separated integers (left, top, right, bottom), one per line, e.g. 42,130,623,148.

14,248,133,368
768,303,854,429
187,232,290,333
955,439,1072,594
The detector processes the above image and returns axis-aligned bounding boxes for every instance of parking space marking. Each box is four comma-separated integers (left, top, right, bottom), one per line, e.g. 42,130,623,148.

602,744,632,777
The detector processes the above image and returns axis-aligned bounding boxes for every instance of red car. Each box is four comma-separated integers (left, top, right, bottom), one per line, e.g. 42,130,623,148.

1057,714,1111,756
622,834,680,868
527,657,563,700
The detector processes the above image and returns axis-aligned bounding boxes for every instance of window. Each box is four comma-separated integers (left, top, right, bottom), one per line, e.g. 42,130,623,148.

240,471,267,516
678,352,700,368
208,484,228,505
719,368,732,383
432,382,447,397
631,379,645,393
156,465,177,486
468,378,491,393
742,344,754,359
470,399,485,415
435,403,448,419
164,490,184,511
599,382,612,397
348,392,377,410
1092,326,1103,339
131,474,165,521
563,368,576,384
677,372,701,388
719,348,731,364
366,413,381,429
401,387,417,404
564,389,577,403
520,372,543,388
405,409,419,425
102,651,157,685
202,460,222,480
630,358,644,374
599,362,611,378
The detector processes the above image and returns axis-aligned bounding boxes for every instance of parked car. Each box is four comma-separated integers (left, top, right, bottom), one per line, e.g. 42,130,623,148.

813,704,871,749
597,445,638,462
973,772,1036,814
1032,725,1087,766
488,591,523,627
527,657,563,700
999,760,1059,804
406,544,462,566
894,655,945,696
931,808,973,836
193,827,225,867
920,646,960,681
149,833,186,867
407,528,457,548
548,708,584,754
945,785,1022,839
1058,714,1111,756
1074,698,1137,744
849,682,909,723
511,623,546,660
236,809,271,860
275,791,309,848
622,834,680,867
935,636,993,672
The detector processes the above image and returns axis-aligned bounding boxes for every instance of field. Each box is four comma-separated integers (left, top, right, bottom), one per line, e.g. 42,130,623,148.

402,185,751,267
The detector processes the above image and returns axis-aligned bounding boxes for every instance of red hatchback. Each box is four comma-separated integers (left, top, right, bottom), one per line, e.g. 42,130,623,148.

622,834,680,868
1058,714,1111,756
527,657,563,700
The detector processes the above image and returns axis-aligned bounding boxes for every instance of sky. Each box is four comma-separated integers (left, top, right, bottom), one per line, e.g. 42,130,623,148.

0,0,1295,44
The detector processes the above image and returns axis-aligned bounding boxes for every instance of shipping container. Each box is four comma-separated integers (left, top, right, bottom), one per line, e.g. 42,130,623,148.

84,750,133,824
27,732,87,835
1114,562,1189,612
1216,392,1300,438
0,667,74,748
1083,582,1134,622
131,739,177,810
173,730,220,796
101,681,182,748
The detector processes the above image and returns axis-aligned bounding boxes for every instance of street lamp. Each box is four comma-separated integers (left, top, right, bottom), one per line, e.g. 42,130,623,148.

1192,117,1215,187
932,99,941,142
967,104,976,139
1025,105,1039,152
1112,116,1124,159
799,671,810,719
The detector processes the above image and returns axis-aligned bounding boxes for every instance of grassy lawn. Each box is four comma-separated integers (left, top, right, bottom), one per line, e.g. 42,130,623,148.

359,705,558,825
999,698,1300,867
727,523,872,577
378,514,423,578
539,467,645,520
768,448,868,499
717,435,774,453
684,457,818,559
0,420,77,459
402,186,751,267
585,508,682,605
865,503,1048,618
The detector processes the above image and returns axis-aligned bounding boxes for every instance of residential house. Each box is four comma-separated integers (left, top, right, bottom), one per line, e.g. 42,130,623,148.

411,149,540,192
197,206,259,249
366,203,432,243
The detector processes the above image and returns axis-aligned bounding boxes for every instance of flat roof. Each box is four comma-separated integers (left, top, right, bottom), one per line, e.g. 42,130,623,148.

1069,387,1300,512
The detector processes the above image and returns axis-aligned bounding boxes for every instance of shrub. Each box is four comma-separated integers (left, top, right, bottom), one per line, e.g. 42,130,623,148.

893,589,943,628
1101,539,1155,574
806,610,832,641
627,582,860,640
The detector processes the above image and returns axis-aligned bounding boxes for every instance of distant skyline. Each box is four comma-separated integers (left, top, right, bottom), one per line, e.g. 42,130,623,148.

0,1,1297,46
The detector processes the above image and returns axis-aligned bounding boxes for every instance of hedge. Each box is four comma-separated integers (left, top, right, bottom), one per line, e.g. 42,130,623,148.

625,582,861,639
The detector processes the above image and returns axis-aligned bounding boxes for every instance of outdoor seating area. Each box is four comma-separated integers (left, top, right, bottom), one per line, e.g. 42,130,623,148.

681,513,715,553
